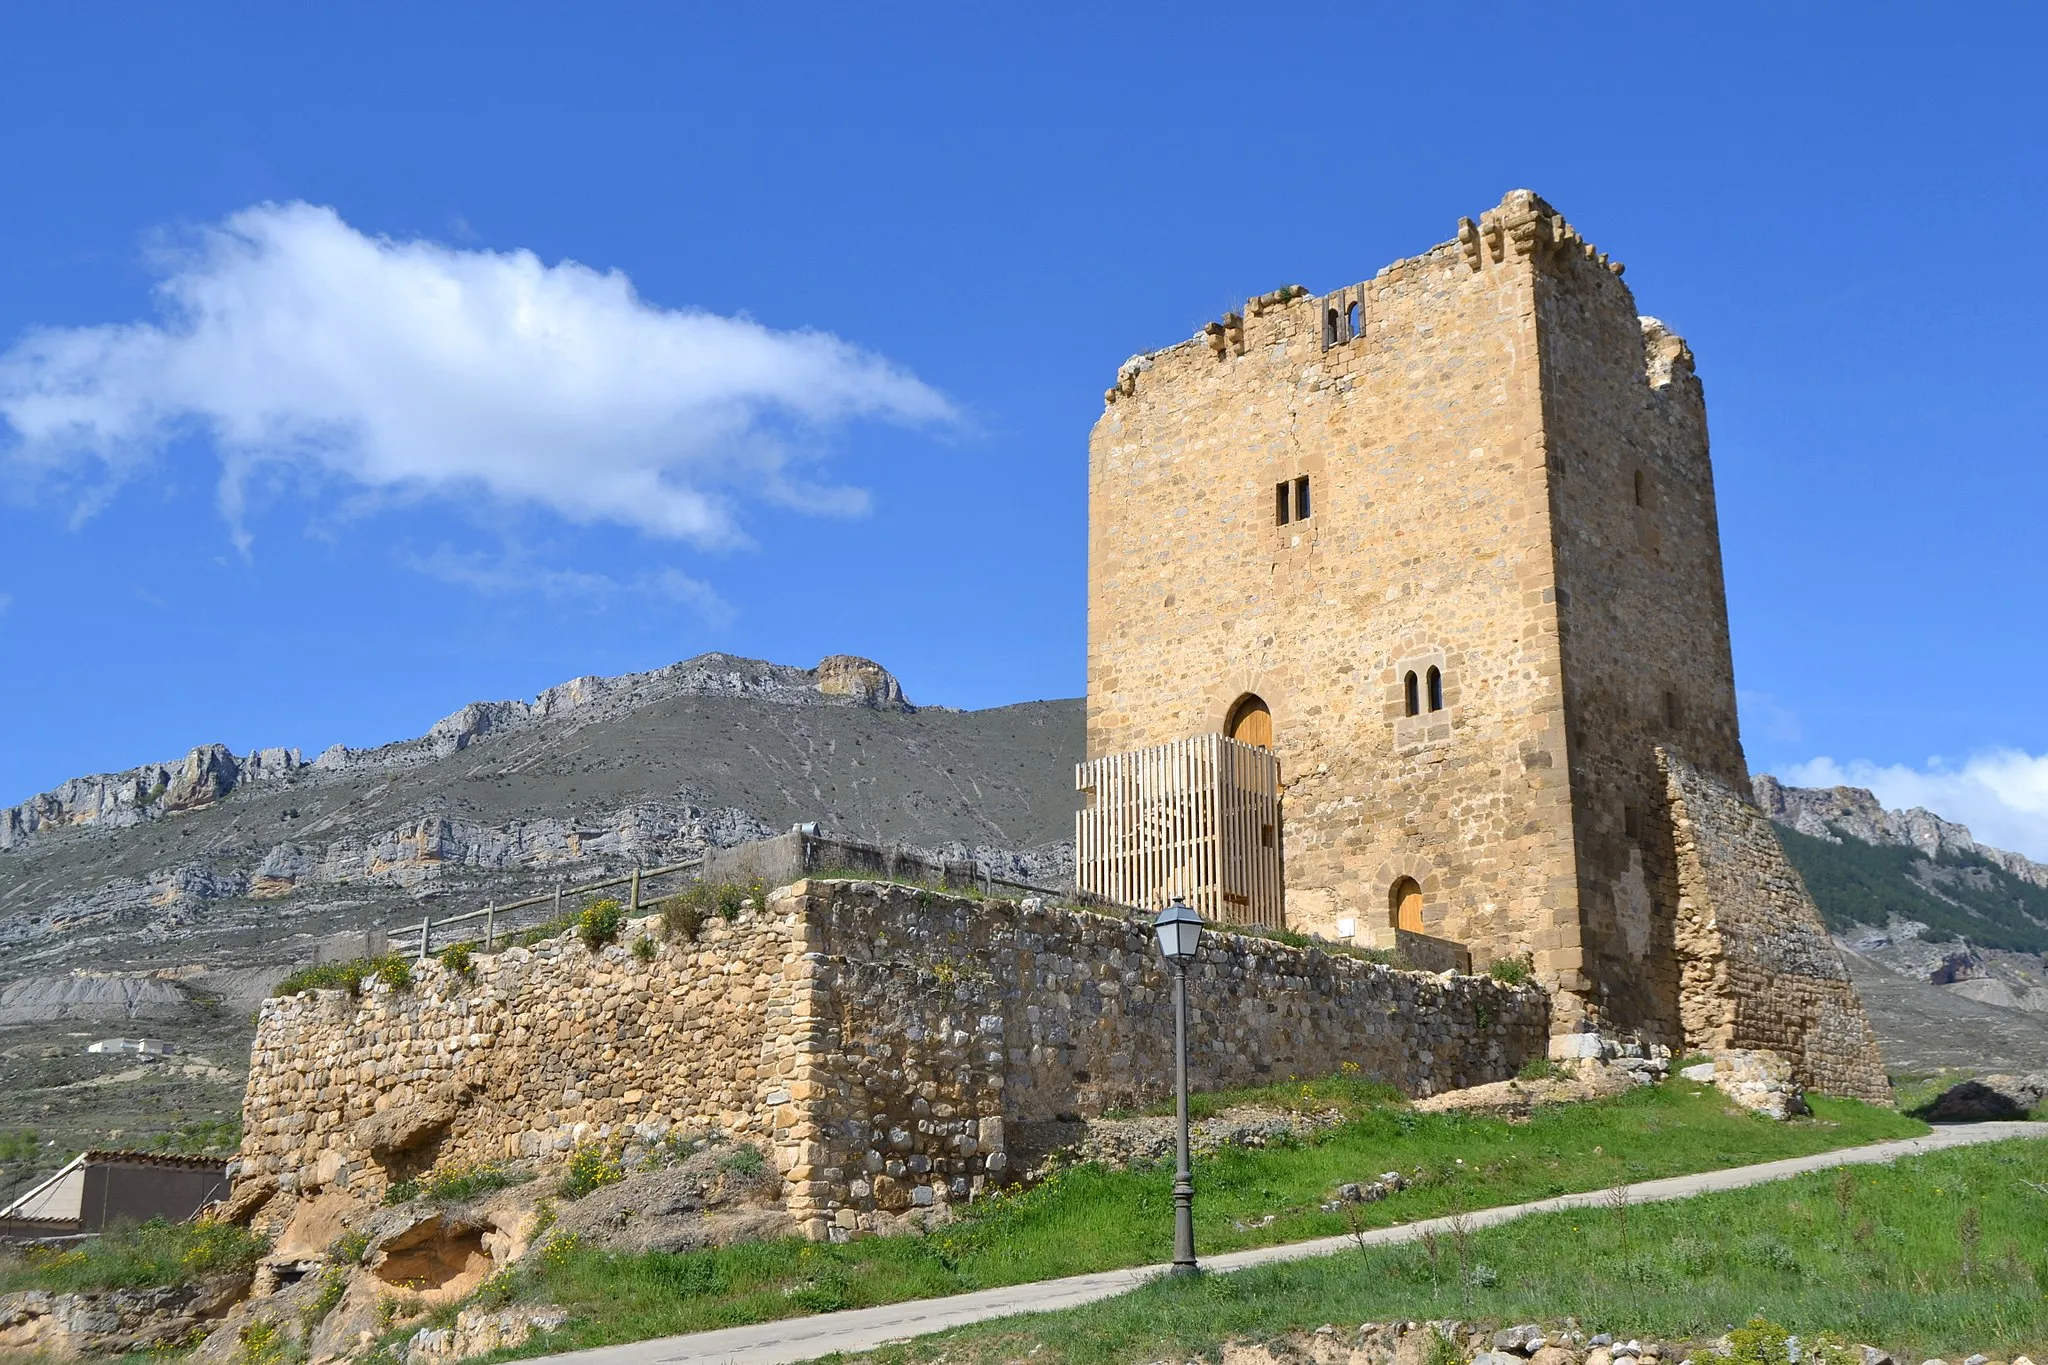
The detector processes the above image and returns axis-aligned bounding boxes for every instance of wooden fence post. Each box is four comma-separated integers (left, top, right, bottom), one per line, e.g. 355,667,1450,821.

484,902,495,950
630,867,641,916
419,915,432,960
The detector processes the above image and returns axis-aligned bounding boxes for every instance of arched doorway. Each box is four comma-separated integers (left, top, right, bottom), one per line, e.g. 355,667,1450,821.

1226,694,1272,749
1390,877,1424,933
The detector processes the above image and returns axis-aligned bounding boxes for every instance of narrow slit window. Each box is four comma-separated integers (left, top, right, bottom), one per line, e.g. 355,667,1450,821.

1325,308,1340,346
1663,690,1681,729
1347,301,1360,338
1633,469,1646,507
1426,666,1444,712
1403,671,1420,717
1275,482,1291,526
1623,804,1641,840
1294,475,1312,521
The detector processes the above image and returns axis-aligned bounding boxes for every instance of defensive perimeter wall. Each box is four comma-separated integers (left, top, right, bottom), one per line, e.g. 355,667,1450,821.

237,879,1546,1239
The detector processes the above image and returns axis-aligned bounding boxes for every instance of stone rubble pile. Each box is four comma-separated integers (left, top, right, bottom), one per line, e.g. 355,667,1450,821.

404,1305,569,1362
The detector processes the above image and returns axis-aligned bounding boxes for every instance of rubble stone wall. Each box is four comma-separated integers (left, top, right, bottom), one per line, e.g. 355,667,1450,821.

237,879,1549,1239
1661,750,1890,1102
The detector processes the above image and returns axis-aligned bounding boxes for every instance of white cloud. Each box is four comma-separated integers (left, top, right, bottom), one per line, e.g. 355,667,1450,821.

0,203,953,550
1781,749,2048,863
405,547,733,624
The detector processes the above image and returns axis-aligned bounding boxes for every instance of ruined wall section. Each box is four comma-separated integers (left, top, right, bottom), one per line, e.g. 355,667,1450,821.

1085,199,1584,1000
236,905,817,1200
236,880,1548,1242
1521,196,1748,1042
1660,750,1890,1101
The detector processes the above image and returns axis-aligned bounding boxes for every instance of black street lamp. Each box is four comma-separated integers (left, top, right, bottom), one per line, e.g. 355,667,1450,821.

1153,895,1203,1276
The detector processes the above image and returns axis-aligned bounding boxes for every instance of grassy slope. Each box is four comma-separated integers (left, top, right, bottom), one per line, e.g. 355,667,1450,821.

852,1137,2048,1365
473,1078,1926,1359
1777,824,2048,952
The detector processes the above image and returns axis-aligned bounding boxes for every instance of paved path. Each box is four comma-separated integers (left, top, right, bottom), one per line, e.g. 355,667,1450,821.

522,1122,2046,1365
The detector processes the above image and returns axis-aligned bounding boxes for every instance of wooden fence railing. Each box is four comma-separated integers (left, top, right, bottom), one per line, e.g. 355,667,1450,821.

388,858,705,959
1073,733,1284,929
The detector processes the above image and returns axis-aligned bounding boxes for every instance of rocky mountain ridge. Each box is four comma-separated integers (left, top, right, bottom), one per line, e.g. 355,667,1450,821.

1,653,908,850
1753,773,2048,889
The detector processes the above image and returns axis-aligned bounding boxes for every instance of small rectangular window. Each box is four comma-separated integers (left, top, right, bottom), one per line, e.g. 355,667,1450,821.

1624,804,1641,840
1663,690,1681,729
1294,475,1312,521
1275,482,1290,526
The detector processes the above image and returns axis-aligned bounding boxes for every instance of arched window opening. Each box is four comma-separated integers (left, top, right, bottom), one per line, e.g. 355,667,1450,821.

1403,671,1420,717
1347,302,1360,337
1633,469,1646,507
1227,693,1272,750
1426,666,1444,713
1390,877,1424,933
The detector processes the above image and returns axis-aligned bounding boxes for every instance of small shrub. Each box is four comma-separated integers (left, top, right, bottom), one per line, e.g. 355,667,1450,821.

558,1144,624,1199
715,884,748,920
373,955,413,991
273,959,373,997
383,1178,420,1205
1487,952,1535,986
385,1161,528,1206
1517,1055,1572,1082
438,941,474,975
578,898,626,950
512,911,578,948
716,1144,767,1177
330,1230,371,1265
0,1129,39,1161
237,1316,288,1365
301,1267,348,1329
540,1232,588,1269
632,934,659,963
659,888,710,941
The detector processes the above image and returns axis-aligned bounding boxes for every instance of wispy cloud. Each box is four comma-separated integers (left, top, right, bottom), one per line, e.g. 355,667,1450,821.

1781,749,2048,863
0,202,953,551
405,547,734,625
0,592,11,615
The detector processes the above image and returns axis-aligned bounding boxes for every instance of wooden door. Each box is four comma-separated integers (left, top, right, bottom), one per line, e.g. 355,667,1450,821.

1228,696,1271,750
1393,877,1424,933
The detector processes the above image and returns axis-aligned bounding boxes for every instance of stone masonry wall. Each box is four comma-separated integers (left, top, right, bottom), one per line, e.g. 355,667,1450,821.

1660,750,1890,1102
236,879,1549,1239
792,879,1548,1237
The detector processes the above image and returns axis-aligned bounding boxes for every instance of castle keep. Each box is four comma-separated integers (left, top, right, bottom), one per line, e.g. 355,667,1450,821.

1083,190,1886,1098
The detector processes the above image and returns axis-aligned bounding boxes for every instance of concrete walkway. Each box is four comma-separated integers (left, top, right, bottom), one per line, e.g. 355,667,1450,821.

522,1122,2045,1365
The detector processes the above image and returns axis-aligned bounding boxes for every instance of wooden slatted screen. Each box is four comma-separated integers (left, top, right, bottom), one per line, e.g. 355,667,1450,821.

1074,734,1284,929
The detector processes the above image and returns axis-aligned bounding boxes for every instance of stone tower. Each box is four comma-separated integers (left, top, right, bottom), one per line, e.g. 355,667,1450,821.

1085,190,1887,1098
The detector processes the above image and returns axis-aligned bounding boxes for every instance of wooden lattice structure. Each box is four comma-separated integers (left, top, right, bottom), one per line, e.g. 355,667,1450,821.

1074,734,1284,928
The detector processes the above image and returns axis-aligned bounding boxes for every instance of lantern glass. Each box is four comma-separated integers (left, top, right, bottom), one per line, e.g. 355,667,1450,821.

1154,897,1203,960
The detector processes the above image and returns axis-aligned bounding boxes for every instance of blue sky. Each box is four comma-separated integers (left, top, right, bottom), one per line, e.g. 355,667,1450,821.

3,6,2045,855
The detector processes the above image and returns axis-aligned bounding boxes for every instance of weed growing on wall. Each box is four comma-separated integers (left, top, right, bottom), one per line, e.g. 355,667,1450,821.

578,899,626,950
1488,953,1535,986
632,933,659,963
438,941,474,976
384,1161,531,1207
658,891,709,941
373,955,413,991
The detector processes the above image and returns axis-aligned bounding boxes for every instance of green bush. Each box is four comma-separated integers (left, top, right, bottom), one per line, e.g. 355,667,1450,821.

0,1218,269,1294
558,1144,625,1199
1516,1055,1572,1082
149,1117,241,1154
579,898,627,950
273,953,414,998
716,1144,767,1177
438,941,474,975
301,1267,348,1329
632,934,659,963
1488,953,1535,986
273,959,372,997
0,1129,41,1162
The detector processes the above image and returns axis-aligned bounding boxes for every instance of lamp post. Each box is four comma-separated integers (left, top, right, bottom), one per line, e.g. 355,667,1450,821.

1153,895,1204,1276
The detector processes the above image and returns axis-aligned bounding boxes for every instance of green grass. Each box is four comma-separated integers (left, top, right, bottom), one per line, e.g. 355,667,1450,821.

0,1217,269,1294
470,1077,1927,1359
385,1159,532,1206
845,1138,2048,1365
272,953,413,998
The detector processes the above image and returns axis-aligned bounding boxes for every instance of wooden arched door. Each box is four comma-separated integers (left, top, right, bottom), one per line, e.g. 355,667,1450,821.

1390,877,1424,933
1226,694,1272,749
